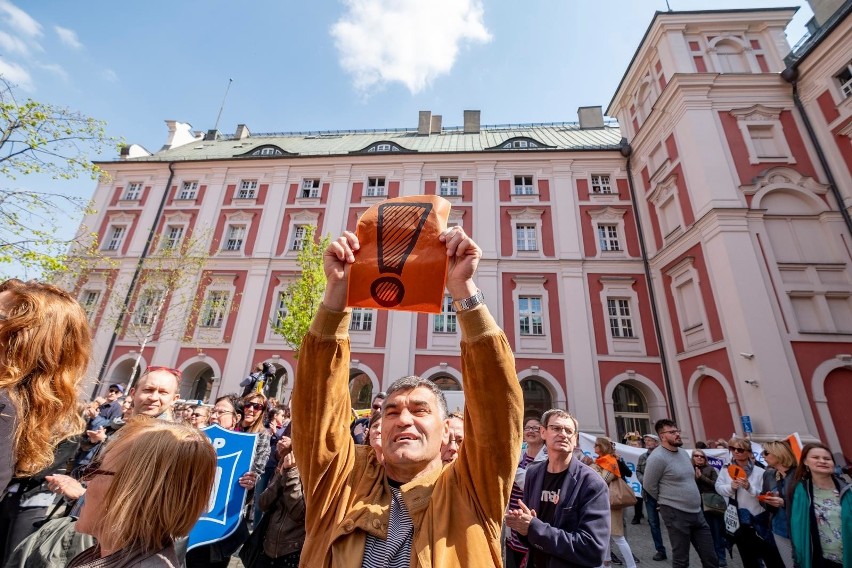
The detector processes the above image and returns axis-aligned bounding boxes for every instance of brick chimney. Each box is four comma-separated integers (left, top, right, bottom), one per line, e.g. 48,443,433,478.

463,110,480,134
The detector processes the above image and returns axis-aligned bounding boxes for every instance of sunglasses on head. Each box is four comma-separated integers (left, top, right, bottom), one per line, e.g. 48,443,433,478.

145,366,182,379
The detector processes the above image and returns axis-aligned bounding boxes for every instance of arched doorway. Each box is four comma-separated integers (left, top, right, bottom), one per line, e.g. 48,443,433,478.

824,367,852,462
613,383,650,443
697,376,736,441
433,376,461,391
265,366,288,402
349,372,373,410
106,358,142,396
182,362,214,402
521,378,552,420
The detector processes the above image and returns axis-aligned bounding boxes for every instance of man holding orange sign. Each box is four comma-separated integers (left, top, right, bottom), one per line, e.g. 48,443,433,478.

291,226,524,567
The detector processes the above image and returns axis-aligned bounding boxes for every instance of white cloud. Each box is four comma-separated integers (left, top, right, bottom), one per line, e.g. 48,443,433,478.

0,29,27,55
54,25,81,49
37,62,68,81
0,1,41,38
331,0,491,94
102,68,118,83
0,58,32,89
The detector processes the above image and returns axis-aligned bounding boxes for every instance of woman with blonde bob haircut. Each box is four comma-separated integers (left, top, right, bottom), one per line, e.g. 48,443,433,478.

69,417,217,567
0,279,91,493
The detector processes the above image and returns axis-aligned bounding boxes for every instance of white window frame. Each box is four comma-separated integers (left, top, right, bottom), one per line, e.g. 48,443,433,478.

597,223,621,252
161,224,184,251
730,105,795,165
376,143,392,152
707,36,759,74
513,175,535,195
178,181,199,200
103,225,126,252
133,288,164,327
300,178,321,199
648,176,684,242
285,211,319,256
508,207,545,258
589,207,628,257
516,223,538,252
366,177,387,197
199,290,229,329
224,224,246,252
591,174,613,194
439,176,459,197
291,225,308,251
273,291,288,328
349,308,374,332
238,179,258,199
599,277,645,355
432,295,457,334
80,289,101,323
123,182,143,201
836,61,852,99
667,257,710,349
519,296,544,336
511,275,551,352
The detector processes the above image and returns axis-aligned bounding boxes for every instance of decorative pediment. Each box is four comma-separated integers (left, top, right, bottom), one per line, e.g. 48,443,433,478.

588,206,627,222
507,207,545,221
224,210,255,223
647,173,678,205
739,166,829,197
729,104,783,122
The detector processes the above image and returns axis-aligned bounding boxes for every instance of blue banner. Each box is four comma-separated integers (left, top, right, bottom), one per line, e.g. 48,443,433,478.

187,425,258,550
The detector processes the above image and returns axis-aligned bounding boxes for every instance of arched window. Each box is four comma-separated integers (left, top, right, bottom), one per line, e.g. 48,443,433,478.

266,366,288,401
612,383,650,442
190,368,214,402
521,378,552,419
637,81,653,122
715,40,748,73
349,373,373,410
433,376,461,391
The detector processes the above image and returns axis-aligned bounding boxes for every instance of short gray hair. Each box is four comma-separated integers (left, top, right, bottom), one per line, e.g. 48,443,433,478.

541,408,578,434
384,376,448,420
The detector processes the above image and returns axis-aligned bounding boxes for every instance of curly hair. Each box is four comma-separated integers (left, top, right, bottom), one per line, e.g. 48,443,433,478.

0,279,91,477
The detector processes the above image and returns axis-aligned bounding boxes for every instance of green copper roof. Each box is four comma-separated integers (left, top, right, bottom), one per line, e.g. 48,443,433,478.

123,122,623,163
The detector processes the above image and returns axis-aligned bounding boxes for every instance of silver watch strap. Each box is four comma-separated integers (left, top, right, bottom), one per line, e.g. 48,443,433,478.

452,289,485,312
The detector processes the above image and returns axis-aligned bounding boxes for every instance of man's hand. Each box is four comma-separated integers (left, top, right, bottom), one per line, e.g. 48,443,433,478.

46,474,86,500
277,436,293,460
86,427,107,444
277,451,296,472
238,471,258,490
323,231,359,311
504,499,537,536
439,226,481,300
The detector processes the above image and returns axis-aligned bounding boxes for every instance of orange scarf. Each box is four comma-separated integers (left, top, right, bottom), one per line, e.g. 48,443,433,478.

595,454,620,478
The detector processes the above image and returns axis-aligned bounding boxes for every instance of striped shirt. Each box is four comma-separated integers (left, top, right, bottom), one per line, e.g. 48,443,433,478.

362,485,413,568
507,452,536,553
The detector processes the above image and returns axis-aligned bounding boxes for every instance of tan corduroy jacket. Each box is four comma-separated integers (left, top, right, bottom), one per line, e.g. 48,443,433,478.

292,303,523,568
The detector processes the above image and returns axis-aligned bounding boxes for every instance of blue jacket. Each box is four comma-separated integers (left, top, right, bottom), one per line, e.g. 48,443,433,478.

521,456,610,568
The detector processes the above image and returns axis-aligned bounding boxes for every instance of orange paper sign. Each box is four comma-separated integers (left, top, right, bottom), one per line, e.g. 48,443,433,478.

347,195,451,313
727,464,746,480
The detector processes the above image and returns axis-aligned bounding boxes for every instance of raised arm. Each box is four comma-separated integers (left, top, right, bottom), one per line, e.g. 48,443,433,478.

291,232,359,531
443,227,524,523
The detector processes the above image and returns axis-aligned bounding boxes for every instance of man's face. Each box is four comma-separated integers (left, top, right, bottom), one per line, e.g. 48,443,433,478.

106,388,121,402
658,425,683,447
129,370,180,417
441,416,464,464
524,418,542,445
381,386,448,470
644,436,658,450
541,416,577,457
371,396,385,414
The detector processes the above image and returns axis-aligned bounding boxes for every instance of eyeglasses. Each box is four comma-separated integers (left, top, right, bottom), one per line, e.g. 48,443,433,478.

728,447,749,453
144,366,183,379
546,425,575,436
244,402,265,412
210,409,234,417
693,454,706,459
80,461,116,482
524,426,541,432
660,429,681,435
191,413,207,418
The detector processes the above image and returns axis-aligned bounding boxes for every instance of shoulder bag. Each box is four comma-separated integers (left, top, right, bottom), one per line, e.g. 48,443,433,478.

702,492,727,515
609,476,638,509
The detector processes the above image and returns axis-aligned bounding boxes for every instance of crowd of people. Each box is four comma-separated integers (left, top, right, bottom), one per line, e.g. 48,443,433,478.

0,229,850,568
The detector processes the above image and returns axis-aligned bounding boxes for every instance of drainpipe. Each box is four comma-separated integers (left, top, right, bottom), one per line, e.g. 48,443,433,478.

93,161,177,398
781,68,852,240
620,140,678,421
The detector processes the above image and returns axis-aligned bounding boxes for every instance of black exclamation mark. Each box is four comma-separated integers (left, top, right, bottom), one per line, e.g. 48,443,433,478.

370,202,433,307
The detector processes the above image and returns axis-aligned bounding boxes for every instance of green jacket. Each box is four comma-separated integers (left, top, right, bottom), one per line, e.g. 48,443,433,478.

292,304,523,567
789,477,851,568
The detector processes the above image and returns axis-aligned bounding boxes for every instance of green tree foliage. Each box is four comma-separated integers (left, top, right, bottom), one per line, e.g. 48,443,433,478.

0,78,120,277
271,225,331,358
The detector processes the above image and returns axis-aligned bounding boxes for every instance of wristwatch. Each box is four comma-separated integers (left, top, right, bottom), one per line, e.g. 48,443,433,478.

452,289,485,312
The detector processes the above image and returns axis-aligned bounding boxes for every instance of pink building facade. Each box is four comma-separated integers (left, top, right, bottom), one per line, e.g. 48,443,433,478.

76,7,852,459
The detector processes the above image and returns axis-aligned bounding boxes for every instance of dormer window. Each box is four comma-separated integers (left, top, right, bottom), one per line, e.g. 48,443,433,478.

837,61,852,99
356,141,412,154
488,137,550,151
241,145,289,157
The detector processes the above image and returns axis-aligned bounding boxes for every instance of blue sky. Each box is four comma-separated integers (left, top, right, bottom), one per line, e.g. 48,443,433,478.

0,0,813,275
